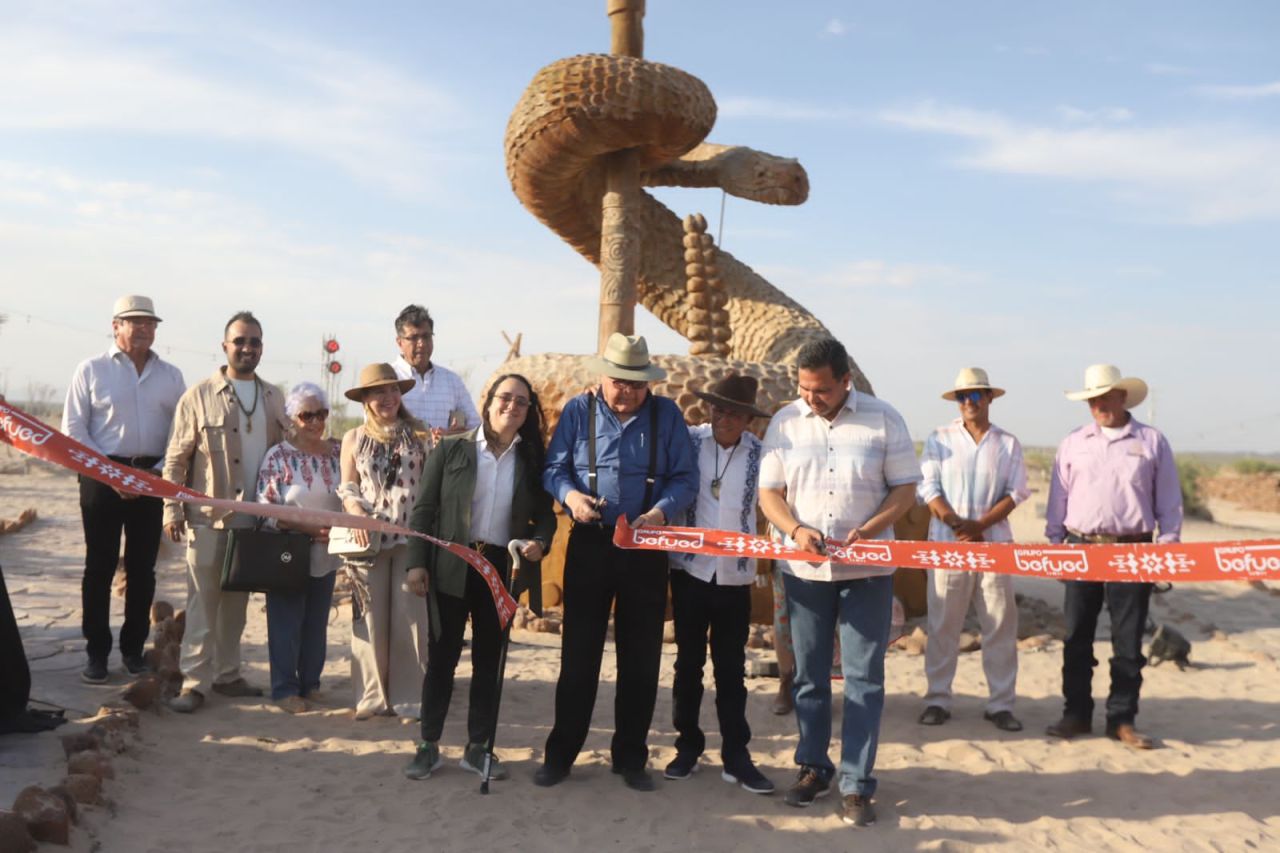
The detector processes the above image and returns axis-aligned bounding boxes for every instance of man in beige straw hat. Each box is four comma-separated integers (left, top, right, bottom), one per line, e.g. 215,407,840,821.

62,296,185,684
917,368,1030,733
535,333,697,793
1044,364,1182,749
163,310,289,712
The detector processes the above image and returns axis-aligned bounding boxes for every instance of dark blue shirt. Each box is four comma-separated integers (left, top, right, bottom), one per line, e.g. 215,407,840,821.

543,390,698,527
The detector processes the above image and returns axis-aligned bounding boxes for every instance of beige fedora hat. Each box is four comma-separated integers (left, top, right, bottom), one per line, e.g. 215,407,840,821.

344,363,415,401
112,295,162,322
586,333,667,382
941,367,1005,401
1065,364,1148,409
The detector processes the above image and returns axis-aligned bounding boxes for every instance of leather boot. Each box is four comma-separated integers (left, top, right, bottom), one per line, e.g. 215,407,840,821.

772,673,794,715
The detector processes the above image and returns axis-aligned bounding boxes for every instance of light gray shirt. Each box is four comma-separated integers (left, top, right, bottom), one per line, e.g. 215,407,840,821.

62,344,185,459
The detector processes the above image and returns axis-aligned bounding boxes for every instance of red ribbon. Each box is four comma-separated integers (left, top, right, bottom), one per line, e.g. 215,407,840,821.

0,401,518,628
613,517,1280,584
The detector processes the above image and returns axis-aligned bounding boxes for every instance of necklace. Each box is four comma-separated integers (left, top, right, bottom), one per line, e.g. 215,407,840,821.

231,377,260,433
709,441,738,500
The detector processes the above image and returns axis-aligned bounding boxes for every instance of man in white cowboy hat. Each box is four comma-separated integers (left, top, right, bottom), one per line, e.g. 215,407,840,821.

1044,364,1182,749
917,368,1030,733
390,304,479,444
163,310,290,712
62,295,185,685
664,374,775,795
535,333,698,793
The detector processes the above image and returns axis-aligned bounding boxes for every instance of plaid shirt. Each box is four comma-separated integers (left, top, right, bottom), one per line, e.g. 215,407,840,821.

918,419,1030,544
391,356,480,432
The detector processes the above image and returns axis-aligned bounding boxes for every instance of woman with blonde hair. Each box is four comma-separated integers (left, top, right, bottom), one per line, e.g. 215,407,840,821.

338,363,431,719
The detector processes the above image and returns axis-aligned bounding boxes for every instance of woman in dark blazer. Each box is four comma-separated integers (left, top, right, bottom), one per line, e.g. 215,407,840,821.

402,372,555,782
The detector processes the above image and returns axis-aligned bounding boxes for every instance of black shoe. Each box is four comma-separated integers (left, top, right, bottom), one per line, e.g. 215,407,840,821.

404,741,443,780
81,658,109,684
533,763,570,788
722,758,775,794
122,654,150,676
664,752,700,780
984,710,1024,732
840,794,876,827
918,705,950,726
784,766,831,807
612,766,656,792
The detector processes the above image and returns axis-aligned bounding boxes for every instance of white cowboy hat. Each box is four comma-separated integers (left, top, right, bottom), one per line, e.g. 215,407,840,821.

1065,364,1148,409
586,333,667,382
941,367,1005,401
112,295,162,322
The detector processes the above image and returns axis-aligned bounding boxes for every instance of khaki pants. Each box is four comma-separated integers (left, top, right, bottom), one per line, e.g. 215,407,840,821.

180,527,250,696
923,569,1018,713
349,544,428,717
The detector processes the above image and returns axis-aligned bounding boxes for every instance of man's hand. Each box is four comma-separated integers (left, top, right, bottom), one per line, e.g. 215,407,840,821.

632,507,666,529
518,539,545,562
842,527,867,545
792,524,826,556
405,567,429,597
114,487,140,501
953,519,985,542
165,520,185,543
564,490,603,524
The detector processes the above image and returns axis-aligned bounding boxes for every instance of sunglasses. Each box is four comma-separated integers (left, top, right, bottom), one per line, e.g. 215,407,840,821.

494,392,531,410
609,378,648,390
954,390,987,405
384,449,402,491
398,333,433,344
297,409,329,423
227,336,263,348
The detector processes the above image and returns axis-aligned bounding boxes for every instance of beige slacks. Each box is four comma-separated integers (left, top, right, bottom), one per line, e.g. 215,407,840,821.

349,544,428,717
179,527,250,696
923,569,1019,713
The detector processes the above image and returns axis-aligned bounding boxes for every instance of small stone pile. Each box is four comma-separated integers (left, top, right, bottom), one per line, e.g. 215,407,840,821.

132,600,185,708
682,213,731,358
510,604,562,635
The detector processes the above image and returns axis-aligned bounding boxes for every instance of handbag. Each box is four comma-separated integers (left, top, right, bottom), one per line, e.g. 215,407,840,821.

327,525,381,559
221,526,311,594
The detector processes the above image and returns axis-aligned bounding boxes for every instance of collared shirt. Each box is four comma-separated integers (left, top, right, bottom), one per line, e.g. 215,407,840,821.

470,432,521,545
391,356,480,432
256,439,343,578
1045,418,1182,544
543,390,697,527
760,390,921,581
918,419,1030,544
61,345,185,459
673,424,763,586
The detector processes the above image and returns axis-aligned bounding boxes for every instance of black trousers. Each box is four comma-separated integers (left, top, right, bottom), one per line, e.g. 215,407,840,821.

420,545,510,745
1061,571,1153,726
670,569,751,766
543,523,668,772
79,472,163,661
0,564,31,720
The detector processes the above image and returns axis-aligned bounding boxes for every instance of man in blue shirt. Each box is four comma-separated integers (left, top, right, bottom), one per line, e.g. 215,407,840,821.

535,334,697,792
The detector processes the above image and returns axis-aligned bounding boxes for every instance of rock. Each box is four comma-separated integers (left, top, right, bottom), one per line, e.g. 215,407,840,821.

1018,634,1052,651
59,731,100,759
543,583,563,609
87,722,129,754
150,600,175,623
1211,630,1229,642
12,786,70,845
122,674,163,710
531,618,551,633
0,810,36,853
663,621,677,644
958,632,982,653
94,706,140,730
66,750,114,781
58,774,103,806
44,785,78,825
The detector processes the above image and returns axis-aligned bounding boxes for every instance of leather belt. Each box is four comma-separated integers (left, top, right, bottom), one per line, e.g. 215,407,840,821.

1068,529,1154,544
470,540,501,553
108,454,162,470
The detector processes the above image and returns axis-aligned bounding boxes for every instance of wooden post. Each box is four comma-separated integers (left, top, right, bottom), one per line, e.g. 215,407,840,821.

597,0,645,353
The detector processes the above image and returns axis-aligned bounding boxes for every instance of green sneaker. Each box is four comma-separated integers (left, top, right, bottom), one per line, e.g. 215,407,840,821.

404,741,442,780
460,742,508,781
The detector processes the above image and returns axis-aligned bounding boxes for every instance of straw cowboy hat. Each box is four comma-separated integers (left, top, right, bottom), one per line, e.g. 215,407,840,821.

941,367,1005,401
693,374,771,419
112,295,162,322
1065,364,1148,409
344,363,415,401
587,333,667,382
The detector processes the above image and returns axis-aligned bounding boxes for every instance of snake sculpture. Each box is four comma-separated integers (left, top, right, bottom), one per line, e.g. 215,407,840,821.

498,53,873,429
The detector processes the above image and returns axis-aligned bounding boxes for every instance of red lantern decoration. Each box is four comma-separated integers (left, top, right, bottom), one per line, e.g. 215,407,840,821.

324,339,340,354
328,361,342,374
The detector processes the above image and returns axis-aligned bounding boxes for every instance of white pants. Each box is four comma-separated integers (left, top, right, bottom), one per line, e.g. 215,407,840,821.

349,544,428,717
180,528,250,696
923,569,1018,713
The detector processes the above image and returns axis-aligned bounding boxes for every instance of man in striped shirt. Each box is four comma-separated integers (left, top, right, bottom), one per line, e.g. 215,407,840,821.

917,368,1030,733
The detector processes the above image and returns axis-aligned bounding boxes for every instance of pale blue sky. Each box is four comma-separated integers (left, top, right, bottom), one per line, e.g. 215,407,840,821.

1,1,1276,451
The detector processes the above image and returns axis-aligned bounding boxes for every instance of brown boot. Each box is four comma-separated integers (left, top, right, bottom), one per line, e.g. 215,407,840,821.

772,674,794,715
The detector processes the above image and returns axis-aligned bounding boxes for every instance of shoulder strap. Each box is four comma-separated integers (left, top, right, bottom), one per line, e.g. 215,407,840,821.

586,392,598,498
643,396,659,509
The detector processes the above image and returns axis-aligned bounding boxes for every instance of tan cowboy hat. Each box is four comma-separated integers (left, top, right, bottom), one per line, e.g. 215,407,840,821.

344,363,415,401
1065,364,1148,409
586,333,667,382
941,367,1005,401
693,374,771,419
112,295,162,322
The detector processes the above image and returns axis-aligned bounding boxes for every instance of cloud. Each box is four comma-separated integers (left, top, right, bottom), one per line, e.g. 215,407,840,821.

1057,105,1133,124
879,101,1280,224
824,18,848,37
718,97,858,122
1194,80,1280,100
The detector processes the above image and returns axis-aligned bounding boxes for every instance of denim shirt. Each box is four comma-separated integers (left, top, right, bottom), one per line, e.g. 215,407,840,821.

543,390,698,527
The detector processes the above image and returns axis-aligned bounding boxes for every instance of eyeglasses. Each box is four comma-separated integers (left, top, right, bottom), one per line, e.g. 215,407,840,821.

609,377,648,391
227,336,263,348
297,409,329,423
954,390,986,405
495,393,531,410
398,333,433,344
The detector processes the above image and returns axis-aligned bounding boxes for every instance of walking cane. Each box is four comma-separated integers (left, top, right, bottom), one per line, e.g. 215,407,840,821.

479,539,526,794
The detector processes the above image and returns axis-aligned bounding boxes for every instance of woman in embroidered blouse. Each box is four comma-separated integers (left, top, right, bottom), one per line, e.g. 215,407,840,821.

338,363,432,720
255,382,342,714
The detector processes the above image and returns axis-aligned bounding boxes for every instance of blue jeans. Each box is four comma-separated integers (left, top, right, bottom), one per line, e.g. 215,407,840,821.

783,571,894,797
266,572,337,701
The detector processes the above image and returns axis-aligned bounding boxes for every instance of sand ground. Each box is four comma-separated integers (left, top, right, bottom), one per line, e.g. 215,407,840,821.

3,456,1279,852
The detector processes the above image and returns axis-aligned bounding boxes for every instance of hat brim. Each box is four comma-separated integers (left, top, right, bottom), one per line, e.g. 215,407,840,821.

941,386,1005,401
587,356,666,382
115,311,162,322
692,390,770,419
344,378,416,402
1064,377,1148,409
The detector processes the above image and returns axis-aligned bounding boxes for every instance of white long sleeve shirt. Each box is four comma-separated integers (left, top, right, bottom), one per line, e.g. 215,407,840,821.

62,345,185,459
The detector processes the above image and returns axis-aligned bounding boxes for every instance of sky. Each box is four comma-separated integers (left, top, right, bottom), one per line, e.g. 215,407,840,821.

1,1,1277,452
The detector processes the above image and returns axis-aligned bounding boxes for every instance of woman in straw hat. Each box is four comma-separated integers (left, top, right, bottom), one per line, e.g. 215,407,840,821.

337,363,432,719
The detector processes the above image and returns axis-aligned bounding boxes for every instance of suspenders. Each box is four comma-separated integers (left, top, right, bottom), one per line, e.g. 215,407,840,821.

585,391,660,510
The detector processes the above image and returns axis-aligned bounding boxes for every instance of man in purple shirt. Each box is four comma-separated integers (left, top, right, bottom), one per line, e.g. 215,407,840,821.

1044,364,1182,750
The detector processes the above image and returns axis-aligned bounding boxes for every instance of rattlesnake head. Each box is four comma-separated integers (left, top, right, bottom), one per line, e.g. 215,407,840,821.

686,143,810,206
